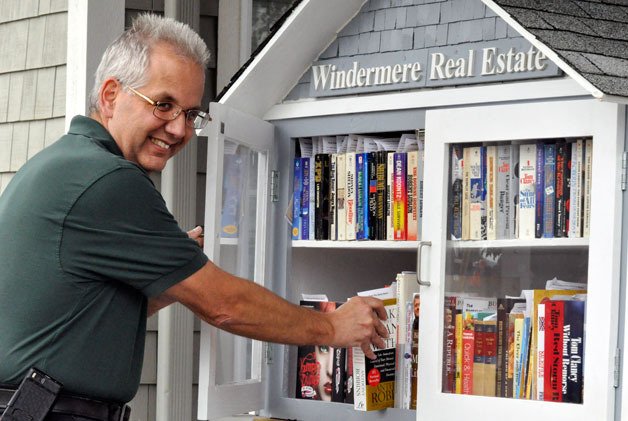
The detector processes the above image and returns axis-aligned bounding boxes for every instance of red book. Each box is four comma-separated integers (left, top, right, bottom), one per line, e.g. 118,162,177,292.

544,300,564,402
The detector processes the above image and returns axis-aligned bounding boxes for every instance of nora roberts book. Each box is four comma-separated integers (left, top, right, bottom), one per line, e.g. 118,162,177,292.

353,295,398,411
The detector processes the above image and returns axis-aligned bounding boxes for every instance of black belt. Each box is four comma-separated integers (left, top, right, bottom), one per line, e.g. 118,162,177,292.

0,388,130,421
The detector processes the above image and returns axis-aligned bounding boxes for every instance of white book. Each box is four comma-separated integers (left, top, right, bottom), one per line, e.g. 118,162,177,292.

583,138,593,238
518,144,536,240
345,152,357,240
387,151,395,240
496,144,511,239
329,153,337,241
468,146,483,240
462,147,471,240
537,302,545,401
336,153,347,241
486,145,498,240
569,139,584,238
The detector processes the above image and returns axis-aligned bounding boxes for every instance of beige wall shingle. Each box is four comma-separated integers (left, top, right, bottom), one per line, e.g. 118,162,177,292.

35,67,56,119
0,124,13,172
27,120,46,159
25,15,46,69
0,20,28,73
9,121,28,171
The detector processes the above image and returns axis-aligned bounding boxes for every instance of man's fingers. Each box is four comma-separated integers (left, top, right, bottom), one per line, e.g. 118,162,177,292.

373,316,388,339
363,296,387,321
361,342,376,360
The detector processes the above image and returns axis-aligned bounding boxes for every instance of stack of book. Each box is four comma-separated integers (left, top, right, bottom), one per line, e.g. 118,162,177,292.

449,138,593,241
441,281,586,403
292,132,425,242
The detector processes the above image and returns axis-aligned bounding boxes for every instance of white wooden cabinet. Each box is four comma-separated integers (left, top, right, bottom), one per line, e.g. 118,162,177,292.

198,99,626,421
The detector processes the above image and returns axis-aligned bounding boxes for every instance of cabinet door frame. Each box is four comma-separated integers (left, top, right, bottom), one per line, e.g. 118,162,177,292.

420,99,625,421
197,102,275,420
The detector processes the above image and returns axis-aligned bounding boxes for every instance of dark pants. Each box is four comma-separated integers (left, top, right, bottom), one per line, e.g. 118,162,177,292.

0,407,126,420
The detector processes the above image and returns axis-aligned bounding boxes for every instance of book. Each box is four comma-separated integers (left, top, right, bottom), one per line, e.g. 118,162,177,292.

534,143,545,238
300,157,312,240
410,299,419,409
508,311,524,398
496,144,512,240
544,300,564,402
462,146,471,240
472,319,485,395
407,150,419,241
336,153,347,241
345,347,354,404
450,145,463,240
314,154,330,240
393,152,408,240
296,300,340,401
509,145,520,239
569,139,584,238
564,142,572,236
292,157,303,240
582,138,593,238
537,302,546,400
543,143,556,238
386,151,395,240
483,319,498,397
367,152,378,240
417,142,425,241
518,144,537,240
329,154,337,240
554,141,568,237
468,146,484,240
461,315,475,395
442,296,458,393
394,272,420,408
562,299,585,403
496,297,525,397
332,345,347,402
353,296,397,411
375,150,387,240
455,309,464,393
486,145,498,240
356,153,367,240
345,152,357,240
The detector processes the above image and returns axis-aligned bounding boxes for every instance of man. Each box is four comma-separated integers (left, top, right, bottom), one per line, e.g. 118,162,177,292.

0,14,387,421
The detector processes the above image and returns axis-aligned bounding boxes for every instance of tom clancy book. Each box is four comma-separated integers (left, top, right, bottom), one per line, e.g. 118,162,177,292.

353,296,398,411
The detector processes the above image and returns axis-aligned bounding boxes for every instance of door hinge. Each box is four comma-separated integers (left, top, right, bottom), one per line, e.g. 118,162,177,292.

270,170,279,203
622,152,627,191
614,349,621,388
264,342,273,365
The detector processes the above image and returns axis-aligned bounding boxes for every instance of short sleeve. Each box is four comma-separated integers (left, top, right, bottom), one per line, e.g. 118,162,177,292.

60,167,208,297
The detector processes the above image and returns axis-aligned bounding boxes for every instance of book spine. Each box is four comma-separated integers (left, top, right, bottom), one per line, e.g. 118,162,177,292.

309,156,315,240
301,157,311,240
472,320,485,396
314,154,330,240
386,152,395,241
554,141,567,237
537,303,545,400
462,147,471,240
562,300,585,403
450,145,463,240
518,144,537,240
545,301,564,402
332,346,347,402
376,150,387,240
355,153,366,240
486,146,497,240
443,296,457,393
468,146,483,240
352,346,367,410
407,150,419,241
583,138,593,238
543,143,556,238
483,320,497,397
345,152,356,240
455,311,464,393
535,144,545,238
496,144,511,240
569,139,584,238
513,317,524,398
509,145,520,239
417,147,424,241
393,152,408,240
480,146,487,240
367,152,377,240
292,158,302,240
461,320,475,394
336,154,347,241
564,142,572,236
329,154,337,240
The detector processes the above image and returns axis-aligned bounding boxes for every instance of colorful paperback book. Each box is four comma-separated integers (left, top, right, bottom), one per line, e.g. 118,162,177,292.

543,143,556,238
367,152,378,240
462,147,471,240
345,152,357,240
356,153,368,240
300,157,312,240
562,299,585,403
583,139,593,238
496,297,525,397
486,145,498,240
292,157,302,240
407,150,419,241
544,300,564,402
535,144,545,238
393,152,408,240
518,144,537,240
329,154,337,240
569,139,584,238
375,150,387,240
450,145,464,240
468,146,484,240
386,151,395,240
353,297,397,411
336,153,347,241
314,154,330,240
496,144,513,239
554,141,568,237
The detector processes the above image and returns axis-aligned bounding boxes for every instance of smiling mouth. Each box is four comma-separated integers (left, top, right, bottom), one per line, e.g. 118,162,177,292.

150,137,171,150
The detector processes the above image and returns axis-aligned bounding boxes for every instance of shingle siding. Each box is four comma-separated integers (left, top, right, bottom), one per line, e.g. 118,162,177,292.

286,0,529,101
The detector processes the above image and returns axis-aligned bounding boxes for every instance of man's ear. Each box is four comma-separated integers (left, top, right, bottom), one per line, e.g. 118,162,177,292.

98,78,122,118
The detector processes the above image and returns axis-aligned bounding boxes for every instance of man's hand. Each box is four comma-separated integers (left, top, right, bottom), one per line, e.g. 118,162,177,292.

327,296,388,360
187,225,204,248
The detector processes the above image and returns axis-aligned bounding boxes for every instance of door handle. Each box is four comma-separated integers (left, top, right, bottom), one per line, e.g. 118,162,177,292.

416,240,432,287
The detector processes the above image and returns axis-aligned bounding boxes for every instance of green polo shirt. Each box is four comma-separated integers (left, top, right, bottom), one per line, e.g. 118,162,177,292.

0,116,208,403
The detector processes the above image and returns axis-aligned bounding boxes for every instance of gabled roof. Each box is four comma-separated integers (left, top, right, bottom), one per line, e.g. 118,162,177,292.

486,0,628,101
218,0,628,118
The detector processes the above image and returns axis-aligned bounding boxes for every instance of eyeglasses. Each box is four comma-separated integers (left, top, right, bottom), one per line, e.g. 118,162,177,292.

126,85,211,130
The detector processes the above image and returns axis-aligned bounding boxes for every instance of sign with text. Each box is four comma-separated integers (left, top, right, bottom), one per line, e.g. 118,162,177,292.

309,38,562,97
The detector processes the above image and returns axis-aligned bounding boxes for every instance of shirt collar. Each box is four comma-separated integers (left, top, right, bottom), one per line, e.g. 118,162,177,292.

67,115,124,158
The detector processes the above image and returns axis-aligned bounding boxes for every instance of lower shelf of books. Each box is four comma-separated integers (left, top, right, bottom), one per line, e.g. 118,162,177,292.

268,398,416,421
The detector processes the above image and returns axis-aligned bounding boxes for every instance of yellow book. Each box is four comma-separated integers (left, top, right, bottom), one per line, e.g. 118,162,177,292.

455,312,463,393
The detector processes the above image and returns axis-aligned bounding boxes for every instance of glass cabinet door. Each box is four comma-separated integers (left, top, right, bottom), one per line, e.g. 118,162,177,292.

197,102,275,420
419,100,624,421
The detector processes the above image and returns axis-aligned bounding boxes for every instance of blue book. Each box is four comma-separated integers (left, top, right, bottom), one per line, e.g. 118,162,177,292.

480,146,487,240
301,157,311,240
535,144,545,238
543,143,556,238
292,158,303,240
355,153,368,240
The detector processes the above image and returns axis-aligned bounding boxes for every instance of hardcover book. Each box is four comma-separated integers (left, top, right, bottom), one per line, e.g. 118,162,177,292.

562,299,585,403
543,143,556,238
518,144,537,240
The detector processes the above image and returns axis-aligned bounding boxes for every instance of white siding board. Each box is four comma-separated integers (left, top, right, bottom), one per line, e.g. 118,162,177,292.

7,73,24,122
52,65,65,117
140,331,157,384
10,121,28,171
0,172,15,196
0,20,28,73
127,386,149,421
27,119,45,159
49,0,67,13
26,15,46,69
34,67,55,119
42,13,67,67
38,0,51,15
19,70,37,121
147,385,156,421
0,123,13,172
43,117,64,147
0,74,10,123
0,0,39,24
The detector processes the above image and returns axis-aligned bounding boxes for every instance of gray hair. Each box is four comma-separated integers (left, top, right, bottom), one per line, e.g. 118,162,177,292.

89,13,210,114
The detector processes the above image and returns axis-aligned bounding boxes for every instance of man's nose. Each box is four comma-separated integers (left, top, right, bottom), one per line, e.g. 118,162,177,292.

164,111,188,139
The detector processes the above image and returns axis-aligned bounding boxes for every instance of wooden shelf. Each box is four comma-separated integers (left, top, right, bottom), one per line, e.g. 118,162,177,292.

291,240,419,250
